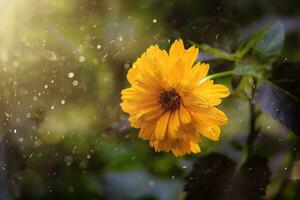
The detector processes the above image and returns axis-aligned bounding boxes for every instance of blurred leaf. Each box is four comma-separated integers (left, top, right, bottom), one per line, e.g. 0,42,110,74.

270,61,300,99
184,153,270,200
103,170,182,200
253,83,300,135
254,22,285,57
232,75,253,100
235,30,266,59
233,59,273,78
184,153,235,200
233,62,262,78
232,156,270,200
152,155,180,175
230,140,244,151
272,79,300,101
194,23,281,62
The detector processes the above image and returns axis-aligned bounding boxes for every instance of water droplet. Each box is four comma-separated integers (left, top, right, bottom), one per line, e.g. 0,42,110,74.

42,50,57,61
72,80,79,86
96,44,101,49
68,186,75,193
68,72,74,78
61,100,66,105
13,61,20,67
152,18,158,23
65,156,73,166
79,56,85,63
148,180,155,187
124,63,130,69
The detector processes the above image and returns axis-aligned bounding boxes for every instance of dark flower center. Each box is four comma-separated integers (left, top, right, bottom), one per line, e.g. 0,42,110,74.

159,89,181,112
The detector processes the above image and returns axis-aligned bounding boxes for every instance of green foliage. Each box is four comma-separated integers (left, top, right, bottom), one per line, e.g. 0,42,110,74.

191,19,300,200
198,21,300,136
1,0,299,199
254,22,285,58
253,83,300,134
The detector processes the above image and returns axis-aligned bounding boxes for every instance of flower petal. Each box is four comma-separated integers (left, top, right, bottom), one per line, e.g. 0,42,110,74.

182,93,209,108
196,80,230,106
155,112,170,140
184,46,199,68
190,62,210,85
121,39,229,156
179,104,191,124
190,142,201,153
169,39,184,58
168,110,180,139
168,59,186,88
200,124,221,141
139,123,156,139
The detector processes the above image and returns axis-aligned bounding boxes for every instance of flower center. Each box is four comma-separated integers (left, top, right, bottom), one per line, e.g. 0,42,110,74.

159,89,181,112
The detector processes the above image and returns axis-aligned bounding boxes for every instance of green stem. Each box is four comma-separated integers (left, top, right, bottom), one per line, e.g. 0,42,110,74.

246,77,260,158
200,70,234,84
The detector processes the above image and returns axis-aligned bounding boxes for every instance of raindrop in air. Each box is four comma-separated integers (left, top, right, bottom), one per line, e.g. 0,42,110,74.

79,56,85,63
72,80,79,86
68,72,74,78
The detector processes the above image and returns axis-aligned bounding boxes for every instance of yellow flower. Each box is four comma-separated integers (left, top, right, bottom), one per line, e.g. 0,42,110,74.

121,39,229,156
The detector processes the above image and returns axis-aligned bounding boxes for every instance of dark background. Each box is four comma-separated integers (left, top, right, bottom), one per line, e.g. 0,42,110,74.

0,0,299,199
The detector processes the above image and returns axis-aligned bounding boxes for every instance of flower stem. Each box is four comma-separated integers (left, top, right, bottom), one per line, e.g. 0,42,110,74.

200,70,234,84
246,77,259,157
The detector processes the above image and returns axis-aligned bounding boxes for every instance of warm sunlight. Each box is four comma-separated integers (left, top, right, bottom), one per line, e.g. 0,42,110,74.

0,1,299,199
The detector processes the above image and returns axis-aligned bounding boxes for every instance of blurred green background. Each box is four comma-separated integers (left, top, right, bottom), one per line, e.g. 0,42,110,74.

0,0,299,199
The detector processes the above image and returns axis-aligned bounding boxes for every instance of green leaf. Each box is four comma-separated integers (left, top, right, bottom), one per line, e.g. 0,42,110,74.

270,61,300,99
233,60,272,78
254,22,285,57
235,30,266,59
253,83,300,135
233,62,263,78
